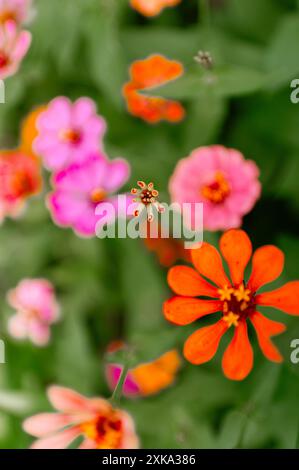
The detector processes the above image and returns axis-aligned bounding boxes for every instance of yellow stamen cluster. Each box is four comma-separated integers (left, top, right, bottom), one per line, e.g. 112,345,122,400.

223,312,240,328
234,284,251,302
218,284,252,328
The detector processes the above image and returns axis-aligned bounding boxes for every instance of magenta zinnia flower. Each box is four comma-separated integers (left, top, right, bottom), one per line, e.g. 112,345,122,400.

34,97,107,171
0,19,31,79
7,279,60,346
47,153,130,238
169,145,261,231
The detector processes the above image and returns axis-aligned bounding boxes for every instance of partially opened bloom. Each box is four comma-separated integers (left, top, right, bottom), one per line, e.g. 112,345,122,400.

169,145,261,231
123,54,185,124
0,149,41,222
0,19,31,79
23,386,139,449
34,97,106,171
47,153,130,237
0,0,33,25
164,229,299,380
131,181,164,222
106,343,181,398
130,0,181,17
7,279,60,346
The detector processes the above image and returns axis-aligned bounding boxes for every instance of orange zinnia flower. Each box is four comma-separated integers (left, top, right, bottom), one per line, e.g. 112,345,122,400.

123,54,185,124
130,0,181,17
164,229,299,380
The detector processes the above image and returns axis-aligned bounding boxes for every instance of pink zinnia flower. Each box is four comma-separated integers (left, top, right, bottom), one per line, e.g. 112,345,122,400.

23,386,139,449
34,97,107,172
0,19,31,79
169,145,261,231
47,153,130,238
0,0,33,26
7,279,60,346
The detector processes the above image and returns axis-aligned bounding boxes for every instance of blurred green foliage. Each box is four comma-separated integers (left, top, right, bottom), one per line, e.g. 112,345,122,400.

0,0,299,449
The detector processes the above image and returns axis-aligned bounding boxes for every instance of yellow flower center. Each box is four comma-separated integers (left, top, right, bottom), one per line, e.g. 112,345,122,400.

80,412,122,449
59,128,82,145
90,188,107,204
218,284,255,327
201,171,230,204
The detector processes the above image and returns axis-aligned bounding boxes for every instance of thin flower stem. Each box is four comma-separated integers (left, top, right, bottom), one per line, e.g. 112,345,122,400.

110,361,130,406
199,0,211,28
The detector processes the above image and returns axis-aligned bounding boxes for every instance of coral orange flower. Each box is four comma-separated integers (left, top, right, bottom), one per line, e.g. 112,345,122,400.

164,229,299,380
23,386,139,449
123,54,185,124
0,149,41,221
130,0,181,17
106,342,181,397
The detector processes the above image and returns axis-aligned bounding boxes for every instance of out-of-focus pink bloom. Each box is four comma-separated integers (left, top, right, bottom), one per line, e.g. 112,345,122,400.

7,279,60,346
23,386,139,449
0,19,31,79
47,153,131,238
169,145,261,231
34,97,107,172
0,0,33,26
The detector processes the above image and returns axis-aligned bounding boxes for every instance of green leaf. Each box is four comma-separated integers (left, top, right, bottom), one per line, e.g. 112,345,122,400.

143,66,265,100
218,411,247,449
266,14,299,89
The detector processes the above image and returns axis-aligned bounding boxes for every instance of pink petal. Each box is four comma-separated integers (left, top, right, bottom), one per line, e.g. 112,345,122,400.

7,313,28,339
11,30,31,61
102,158,130,193
30,426,81,449
47,386,96,413
23,413,75,437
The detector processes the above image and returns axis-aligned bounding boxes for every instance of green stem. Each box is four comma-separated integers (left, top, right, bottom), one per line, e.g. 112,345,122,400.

199,0,211,28
110,361,130,406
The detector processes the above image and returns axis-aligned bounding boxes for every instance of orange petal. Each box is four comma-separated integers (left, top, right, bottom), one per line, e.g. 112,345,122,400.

167,266,218,297
222,320,253,381
191,242,231,288
183,319,228,365
131,0,181,17
163,296,222,325
123,55,185,124
129,55,184,89
248,245,284,292
219,229,252,286
256,281,299,315
250,311,285,363
131,350,181,396
20,106,47,156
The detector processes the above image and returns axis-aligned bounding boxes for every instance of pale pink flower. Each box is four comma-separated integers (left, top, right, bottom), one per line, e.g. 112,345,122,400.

7,279,60,346
0,0,34,26
34,97,107,172
0,19,31,79
47,153,131,238
169,145,261,231
23,386,139,449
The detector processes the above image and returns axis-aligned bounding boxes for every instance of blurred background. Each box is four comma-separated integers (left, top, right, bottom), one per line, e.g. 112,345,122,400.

0,0,299,449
